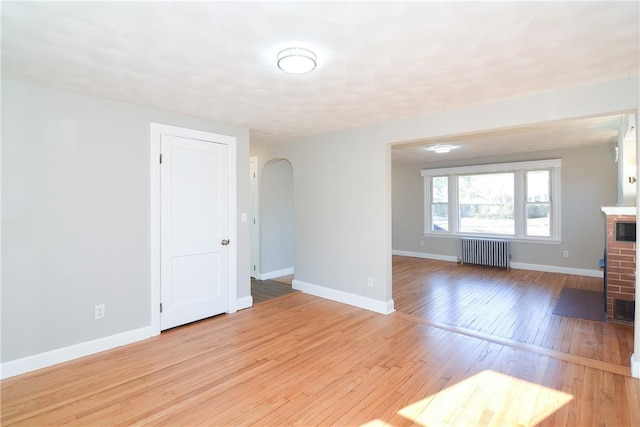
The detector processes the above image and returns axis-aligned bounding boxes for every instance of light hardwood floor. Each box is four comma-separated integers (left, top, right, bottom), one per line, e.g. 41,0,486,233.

2,258,639,426
392,256,635,369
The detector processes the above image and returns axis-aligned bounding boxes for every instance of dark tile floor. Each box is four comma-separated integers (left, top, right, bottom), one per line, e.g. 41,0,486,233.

251,278,297,304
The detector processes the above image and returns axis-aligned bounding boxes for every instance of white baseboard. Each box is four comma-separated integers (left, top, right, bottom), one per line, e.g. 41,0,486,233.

510,262,603,278
392,250,603,278
292,279,394,315
0,326,157,380
236,295,253,311
392,250,458,262
256,267,294,281
632,354,640,379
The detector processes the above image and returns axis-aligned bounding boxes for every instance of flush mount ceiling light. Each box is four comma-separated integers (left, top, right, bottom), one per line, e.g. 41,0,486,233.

424,144,455,154
277,47,317,74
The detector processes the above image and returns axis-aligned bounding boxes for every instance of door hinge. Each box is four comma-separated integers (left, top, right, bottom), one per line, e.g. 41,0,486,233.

159,153,163,164
253,264,256,271
160,303,163,313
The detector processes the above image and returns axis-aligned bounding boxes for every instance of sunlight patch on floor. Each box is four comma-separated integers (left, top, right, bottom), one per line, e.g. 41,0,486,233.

395,370,573,426
360,420,393,427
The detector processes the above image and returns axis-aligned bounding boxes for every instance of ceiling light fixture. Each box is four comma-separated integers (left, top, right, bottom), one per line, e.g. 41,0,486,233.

277,47,317,74
423,144,456,154
433,145,452,154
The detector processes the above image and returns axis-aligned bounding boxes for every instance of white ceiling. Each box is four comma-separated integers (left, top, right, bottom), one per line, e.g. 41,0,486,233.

392,113,625,165
2,1,639,160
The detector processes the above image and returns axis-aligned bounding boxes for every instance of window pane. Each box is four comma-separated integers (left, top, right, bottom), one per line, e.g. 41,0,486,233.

527,170,549,202
459,173,514,235
432,176,448,203
527,203,550,236
432,204,448,231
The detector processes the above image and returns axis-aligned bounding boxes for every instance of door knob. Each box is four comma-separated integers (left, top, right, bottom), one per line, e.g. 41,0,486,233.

221,239,230,246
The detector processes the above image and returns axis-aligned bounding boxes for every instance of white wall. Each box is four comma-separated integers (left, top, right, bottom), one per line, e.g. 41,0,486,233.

392,145,618,272
260,159,294,276
2,79,251,364
253,77,638,314
619,114,637,206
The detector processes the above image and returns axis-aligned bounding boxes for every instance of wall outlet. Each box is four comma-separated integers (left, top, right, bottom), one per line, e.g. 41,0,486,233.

563,250,569,258
94,304,106,320
419,240,425,246
367,277,374,288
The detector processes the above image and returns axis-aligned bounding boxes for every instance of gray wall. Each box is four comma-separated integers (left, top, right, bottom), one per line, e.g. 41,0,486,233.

2,79,251,362
255,135,392,303
392,145,618,270
261,159,294,275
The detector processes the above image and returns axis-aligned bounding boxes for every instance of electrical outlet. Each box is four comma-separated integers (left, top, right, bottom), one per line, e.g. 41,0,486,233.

563,250,569,258
367,277,374,288
419,240,425,246
94,304,106,320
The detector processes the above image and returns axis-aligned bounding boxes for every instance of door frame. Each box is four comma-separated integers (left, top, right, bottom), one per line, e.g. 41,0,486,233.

150,123,237,335
249,156,259,278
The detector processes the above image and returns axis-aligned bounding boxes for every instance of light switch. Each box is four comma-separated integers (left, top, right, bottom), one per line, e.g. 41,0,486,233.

241,212,248,222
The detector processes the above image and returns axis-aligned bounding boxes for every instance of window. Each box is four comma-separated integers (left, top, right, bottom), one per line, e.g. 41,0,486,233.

526,170,550,237
422,160,561,241
431,176,448,231
459,172,514,235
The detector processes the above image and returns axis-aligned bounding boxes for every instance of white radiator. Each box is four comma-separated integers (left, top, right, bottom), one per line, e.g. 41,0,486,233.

461,237,511,269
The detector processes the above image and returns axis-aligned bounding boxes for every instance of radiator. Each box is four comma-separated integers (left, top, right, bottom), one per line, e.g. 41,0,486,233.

461,237,511,269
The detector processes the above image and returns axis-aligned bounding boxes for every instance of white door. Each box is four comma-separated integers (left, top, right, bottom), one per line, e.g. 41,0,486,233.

160,134,229,330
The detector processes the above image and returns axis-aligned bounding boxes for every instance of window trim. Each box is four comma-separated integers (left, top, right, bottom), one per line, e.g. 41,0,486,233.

421,159,561,242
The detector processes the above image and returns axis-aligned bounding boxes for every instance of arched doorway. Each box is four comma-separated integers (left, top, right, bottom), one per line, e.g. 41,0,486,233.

256,158,294,280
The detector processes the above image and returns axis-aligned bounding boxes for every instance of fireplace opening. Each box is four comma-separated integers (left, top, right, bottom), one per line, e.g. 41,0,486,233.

613,299,635,322
615,221,636,242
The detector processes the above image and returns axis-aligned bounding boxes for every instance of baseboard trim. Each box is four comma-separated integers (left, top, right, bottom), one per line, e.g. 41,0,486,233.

392,250,458,262
632,354,640,378
292,279,394,315
392,250,603,278
256,267,294,281
510,262,603,278
236,295,253,311
1,326,157,379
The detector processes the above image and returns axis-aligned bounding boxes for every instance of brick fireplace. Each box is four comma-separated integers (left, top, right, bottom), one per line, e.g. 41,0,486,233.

602,207,636,323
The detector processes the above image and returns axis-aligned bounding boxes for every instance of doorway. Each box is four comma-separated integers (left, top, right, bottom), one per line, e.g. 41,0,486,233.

250,156,259,278
150,123,238,333
259,159,294,280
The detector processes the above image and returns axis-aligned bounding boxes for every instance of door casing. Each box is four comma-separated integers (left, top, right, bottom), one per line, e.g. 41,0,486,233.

150,123,237,335
250,156,259,278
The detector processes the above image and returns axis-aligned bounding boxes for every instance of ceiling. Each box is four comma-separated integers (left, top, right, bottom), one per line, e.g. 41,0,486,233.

392,113,625,165
2,1,639,160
